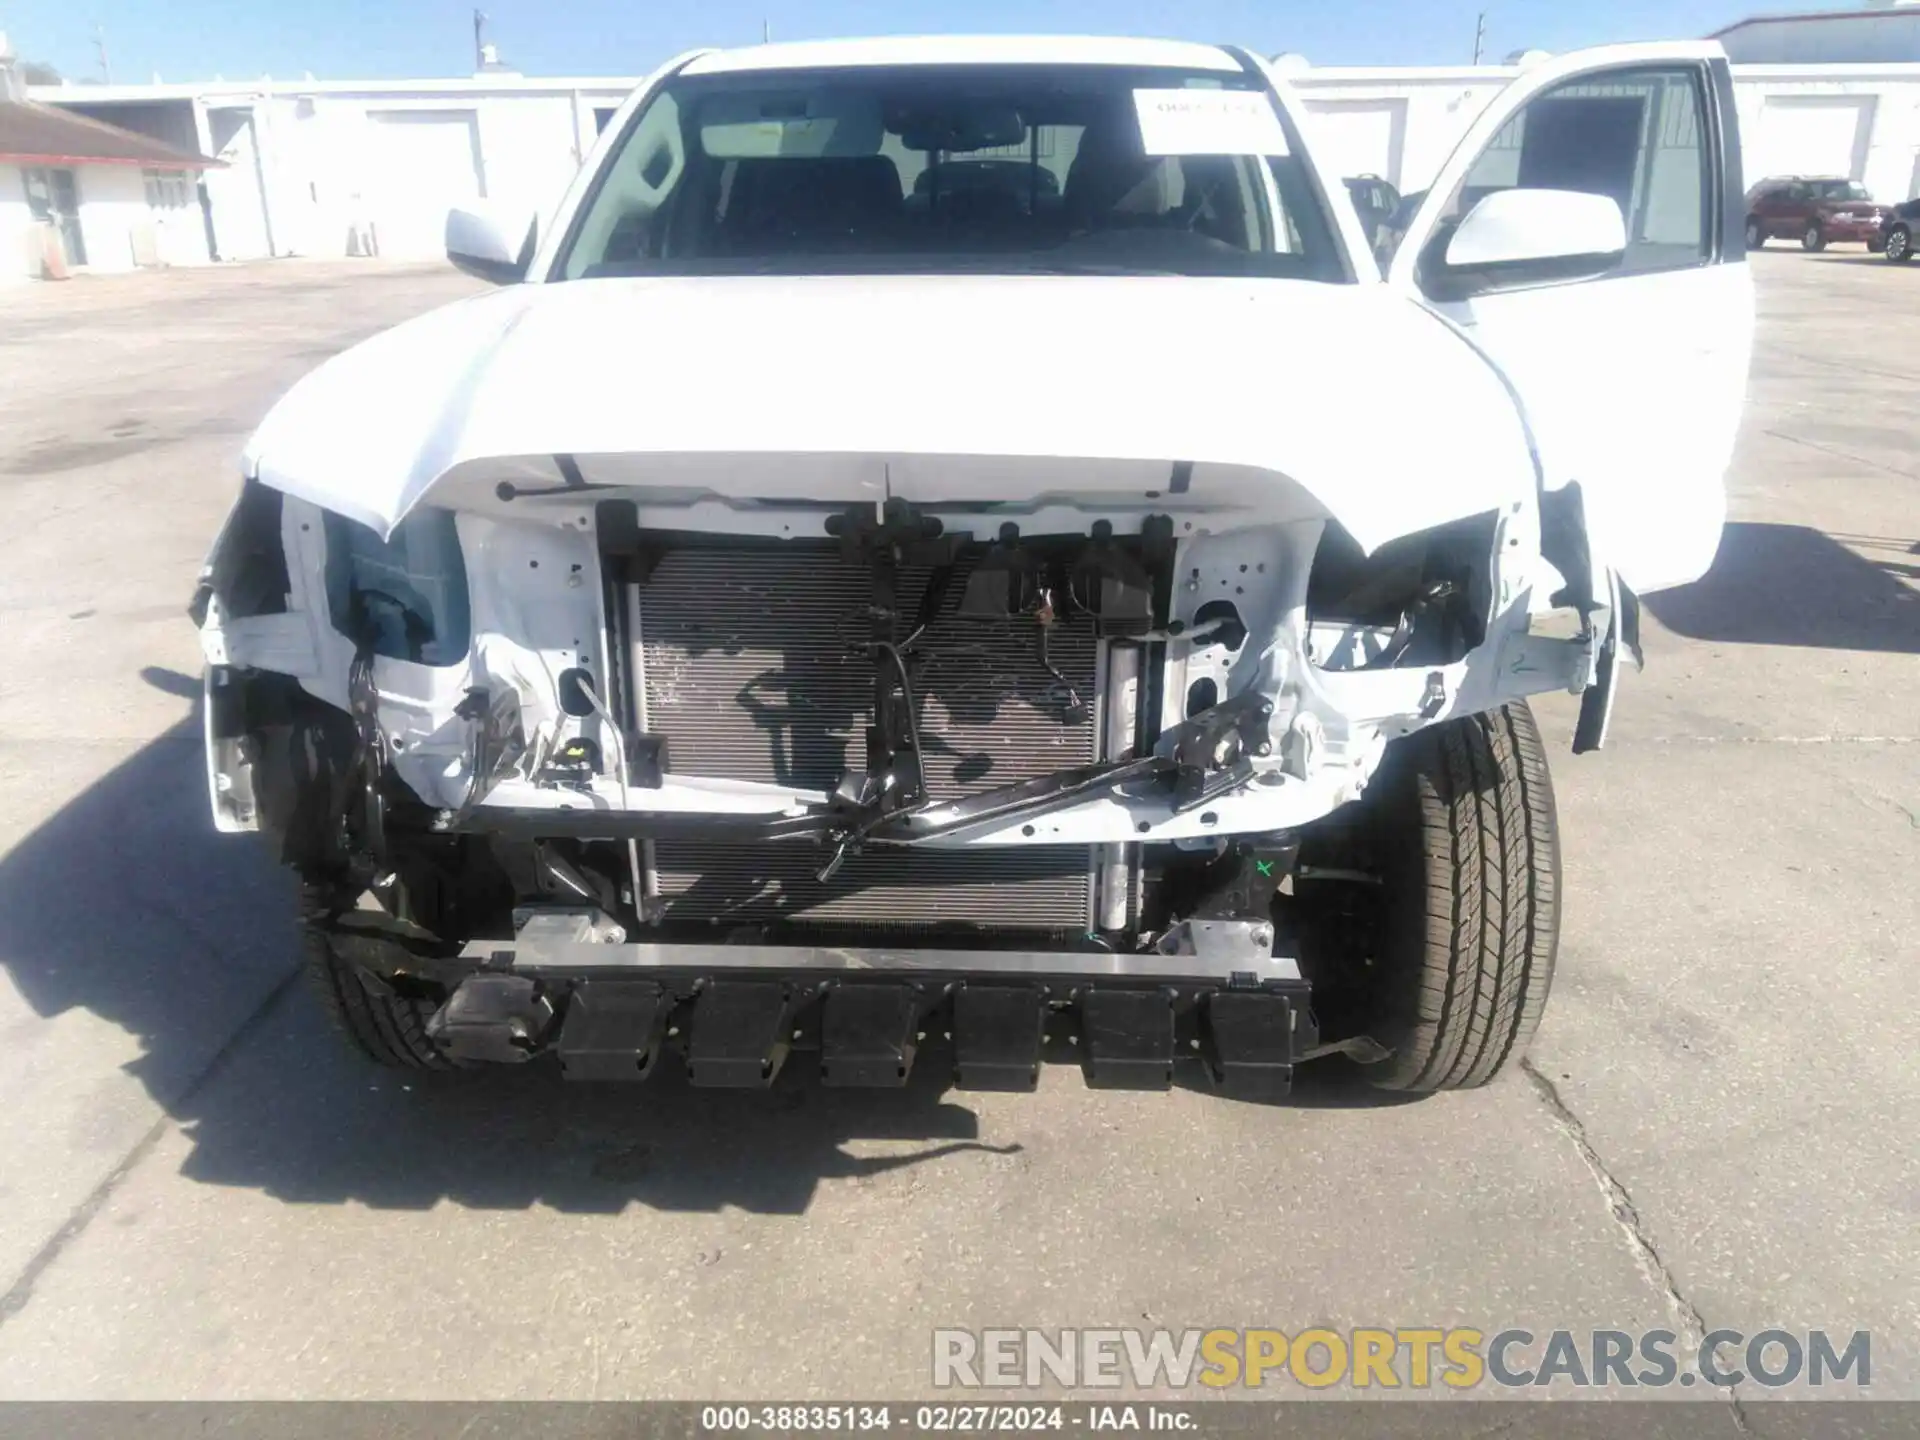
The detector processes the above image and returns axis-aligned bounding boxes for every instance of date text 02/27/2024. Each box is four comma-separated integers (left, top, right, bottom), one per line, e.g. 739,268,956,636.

698,1405,1196,1432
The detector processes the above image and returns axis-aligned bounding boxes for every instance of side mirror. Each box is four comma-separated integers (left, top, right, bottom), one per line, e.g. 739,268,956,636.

1432,188,1626,295
446,201,537,285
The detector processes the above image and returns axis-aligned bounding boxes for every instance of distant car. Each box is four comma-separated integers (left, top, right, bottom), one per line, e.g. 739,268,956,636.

1744,176,1889,252
1877,197,1920,263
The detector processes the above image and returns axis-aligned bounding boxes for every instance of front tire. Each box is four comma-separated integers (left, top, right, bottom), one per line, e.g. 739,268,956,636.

1887,225,1913,263
1358,703,1561,1092
1802,222,1827,252
304,913,457,1070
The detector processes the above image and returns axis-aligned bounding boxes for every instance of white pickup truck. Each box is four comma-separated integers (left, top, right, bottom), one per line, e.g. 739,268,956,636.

194,35,1751,1096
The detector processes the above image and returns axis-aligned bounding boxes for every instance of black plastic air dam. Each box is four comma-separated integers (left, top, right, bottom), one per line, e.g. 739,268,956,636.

425,942,1317,1096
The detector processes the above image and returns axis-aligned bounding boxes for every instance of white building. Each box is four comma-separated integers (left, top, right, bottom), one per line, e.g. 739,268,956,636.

1709,1,1920,193
1714,0,1920,63
34,72,632,264
13,33,1920,278
0,35,215,283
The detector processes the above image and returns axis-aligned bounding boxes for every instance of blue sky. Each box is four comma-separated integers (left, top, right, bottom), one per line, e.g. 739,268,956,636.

5,0,1839,85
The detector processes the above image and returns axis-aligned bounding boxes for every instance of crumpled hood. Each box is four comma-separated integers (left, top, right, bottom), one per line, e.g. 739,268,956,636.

244,273,1536,553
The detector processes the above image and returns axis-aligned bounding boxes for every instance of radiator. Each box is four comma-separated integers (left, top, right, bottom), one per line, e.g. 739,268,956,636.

633,544,1102,931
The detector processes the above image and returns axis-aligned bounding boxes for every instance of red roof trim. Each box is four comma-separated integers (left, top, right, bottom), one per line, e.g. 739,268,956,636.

0,151,214,168
0,99,219,169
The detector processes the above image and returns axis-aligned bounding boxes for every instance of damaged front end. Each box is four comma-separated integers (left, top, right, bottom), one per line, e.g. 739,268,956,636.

195,448,1616,1095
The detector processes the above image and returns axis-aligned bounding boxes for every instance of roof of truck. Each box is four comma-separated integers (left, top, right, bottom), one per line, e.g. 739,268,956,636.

679,35,1245,76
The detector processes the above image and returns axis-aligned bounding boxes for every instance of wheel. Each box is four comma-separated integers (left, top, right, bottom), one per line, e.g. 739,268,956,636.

1802,222,1826,252
1887,225,1913,263
1744,216,1763,250
1349,702,1561,1092
303,910,458,1069
1868,234,1886,254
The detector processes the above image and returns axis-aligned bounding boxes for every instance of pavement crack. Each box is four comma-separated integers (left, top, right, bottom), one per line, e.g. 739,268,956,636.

1522,1058,1752,1434
1760,426,1920,482
0,959,305,1331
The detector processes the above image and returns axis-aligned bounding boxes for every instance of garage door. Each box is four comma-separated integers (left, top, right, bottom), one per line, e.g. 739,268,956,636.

1751,96,1875,184
1301,99,1406,186
363,110,485,260
205,111,271,259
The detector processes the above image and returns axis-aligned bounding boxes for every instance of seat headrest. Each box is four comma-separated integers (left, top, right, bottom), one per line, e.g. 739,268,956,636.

722,155,904,241
1064,117,1164,224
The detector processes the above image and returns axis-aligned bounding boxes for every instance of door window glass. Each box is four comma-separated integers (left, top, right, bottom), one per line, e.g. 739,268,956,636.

1418,66,1710,283
144,169,192,208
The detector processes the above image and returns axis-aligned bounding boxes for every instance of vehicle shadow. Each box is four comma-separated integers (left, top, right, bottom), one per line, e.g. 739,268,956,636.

1805,251,1903,267
0,672,1402,1218
1173,1057,1426,1109
1642,521,1920,653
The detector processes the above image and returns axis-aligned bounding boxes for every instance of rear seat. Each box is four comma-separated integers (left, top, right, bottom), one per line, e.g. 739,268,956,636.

717,155,905,250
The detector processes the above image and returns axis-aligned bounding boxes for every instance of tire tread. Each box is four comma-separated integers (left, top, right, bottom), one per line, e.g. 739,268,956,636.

1370,702,1560,1092
303,920,454,1070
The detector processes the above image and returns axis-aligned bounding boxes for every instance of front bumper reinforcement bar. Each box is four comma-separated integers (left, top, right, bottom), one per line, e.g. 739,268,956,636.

420,931,1317,1097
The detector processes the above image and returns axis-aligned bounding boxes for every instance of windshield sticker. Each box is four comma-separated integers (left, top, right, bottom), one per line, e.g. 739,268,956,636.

1132,88,1290,157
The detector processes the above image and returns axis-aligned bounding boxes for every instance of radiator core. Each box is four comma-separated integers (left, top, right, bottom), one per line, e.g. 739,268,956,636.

634,544,1103,931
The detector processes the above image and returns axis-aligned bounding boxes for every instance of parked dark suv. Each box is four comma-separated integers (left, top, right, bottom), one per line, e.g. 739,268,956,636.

1745,177,1890,252
1877,197,1920,263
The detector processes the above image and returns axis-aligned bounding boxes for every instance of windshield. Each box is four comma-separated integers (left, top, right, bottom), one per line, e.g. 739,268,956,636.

1814,181,1872,201
552,63,1342,281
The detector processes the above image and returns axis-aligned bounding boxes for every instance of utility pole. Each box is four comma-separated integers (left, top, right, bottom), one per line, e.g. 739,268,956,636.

763,18,771,42
1471,11,1487,64
94,23,111,83
473,10,488,70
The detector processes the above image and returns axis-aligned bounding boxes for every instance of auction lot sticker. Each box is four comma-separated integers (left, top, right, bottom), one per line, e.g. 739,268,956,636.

1132,89,1290,157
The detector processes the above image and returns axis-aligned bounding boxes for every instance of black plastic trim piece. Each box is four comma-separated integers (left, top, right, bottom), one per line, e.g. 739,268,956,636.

687,982,795,1088
1080,988,1176,1090
953,986,1048,1091
820,984,923,1087
556,980,667,1081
